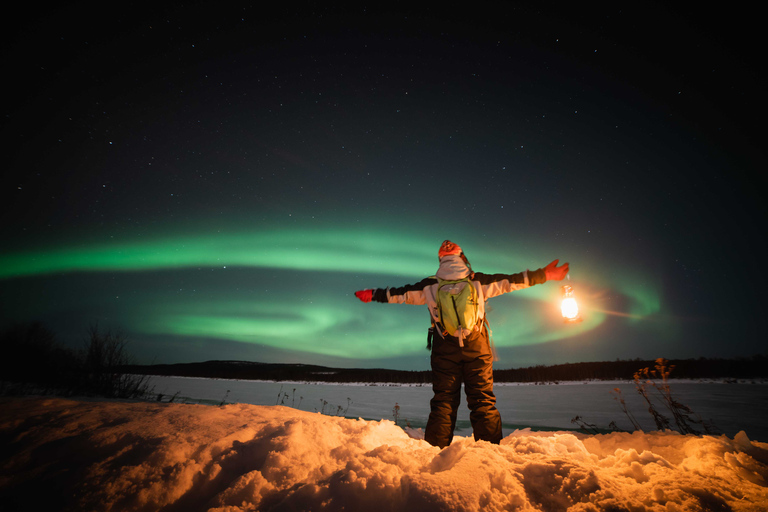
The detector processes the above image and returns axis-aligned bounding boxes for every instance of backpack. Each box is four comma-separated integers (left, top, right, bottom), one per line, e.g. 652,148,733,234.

434,276,480,345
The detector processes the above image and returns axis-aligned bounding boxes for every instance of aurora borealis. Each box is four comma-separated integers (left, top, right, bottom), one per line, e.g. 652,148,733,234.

1,4,764,370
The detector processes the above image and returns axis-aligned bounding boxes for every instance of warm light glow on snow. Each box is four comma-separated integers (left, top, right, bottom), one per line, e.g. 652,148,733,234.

2,397,767,511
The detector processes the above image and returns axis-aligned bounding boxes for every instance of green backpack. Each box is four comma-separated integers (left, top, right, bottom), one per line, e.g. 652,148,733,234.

435,276,480,337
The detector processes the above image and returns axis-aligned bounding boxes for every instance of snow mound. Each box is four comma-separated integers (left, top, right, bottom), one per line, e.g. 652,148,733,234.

1,397,767,511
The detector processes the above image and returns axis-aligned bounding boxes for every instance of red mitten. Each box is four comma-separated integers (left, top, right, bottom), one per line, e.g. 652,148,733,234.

543,260,569,281
354,289,373,303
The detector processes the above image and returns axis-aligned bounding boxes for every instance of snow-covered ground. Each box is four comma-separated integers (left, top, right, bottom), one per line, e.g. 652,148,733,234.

1,396,767,511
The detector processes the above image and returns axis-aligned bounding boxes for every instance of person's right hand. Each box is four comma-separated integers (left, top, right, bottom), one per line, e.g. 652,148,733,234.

354,289,373,303
543,260,569,281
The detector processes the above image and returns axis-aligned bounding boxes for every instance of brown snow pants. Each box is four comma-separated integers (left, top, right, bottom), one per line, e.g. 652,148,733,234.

424,327,502,448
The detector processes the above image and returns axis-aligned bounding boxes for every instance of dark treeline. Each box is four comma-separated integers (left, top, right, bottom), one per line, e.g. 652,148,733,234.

494,356,768,383
1,322,152,398
123,355,768,384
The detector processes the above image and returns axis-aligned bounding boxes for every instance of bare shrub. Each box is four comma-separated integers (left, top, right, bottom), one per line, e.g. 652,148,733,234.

80,324,153,399
572,357,718,435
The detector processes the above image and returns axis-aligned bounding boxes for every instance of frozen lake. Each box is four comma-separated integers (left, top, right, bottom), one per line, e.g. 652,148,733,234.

147,375,768,442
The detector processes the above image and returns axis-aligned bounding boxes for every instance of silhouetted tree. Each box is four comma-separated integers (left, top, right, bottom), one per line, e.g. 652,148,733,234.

81,324,152,398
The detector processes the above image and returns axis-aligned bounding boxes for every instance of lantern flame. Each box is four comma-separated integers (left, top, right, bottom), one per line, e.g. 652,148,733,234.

561,285,581,322
561,297,579,319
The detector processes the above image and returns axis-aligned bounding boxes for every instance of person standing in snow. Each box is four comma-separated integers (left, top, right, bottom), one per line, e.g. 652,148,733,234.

354,240,569,448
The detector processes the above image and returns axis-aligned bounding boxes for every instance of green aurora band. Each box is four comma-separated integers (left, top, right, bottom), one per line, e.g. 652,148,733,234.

0,227,663,361
0,229,434,279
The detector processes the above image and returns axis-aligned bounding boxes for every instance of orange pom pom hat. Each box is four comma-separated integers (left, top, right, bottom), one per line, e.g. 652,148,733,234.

438,240,463,259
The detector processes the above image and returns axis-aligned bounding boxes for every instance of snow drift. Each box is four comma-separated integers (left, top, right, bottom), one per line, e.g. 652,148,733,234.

1,397,767,511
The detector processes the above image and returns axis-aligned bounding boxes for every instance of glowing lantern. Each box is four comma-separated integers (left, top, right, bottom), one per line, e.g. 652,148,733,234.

561,284,581,322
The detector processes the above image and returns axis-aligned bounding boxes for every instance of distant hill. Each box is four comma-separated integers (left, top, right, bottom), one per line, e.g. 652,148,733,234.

121,360,431,384
122,356,768,384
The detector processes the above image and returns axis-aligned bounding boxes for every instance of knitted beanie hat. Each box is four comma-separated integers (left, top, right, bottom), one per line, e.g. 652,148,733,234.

438,240,463,259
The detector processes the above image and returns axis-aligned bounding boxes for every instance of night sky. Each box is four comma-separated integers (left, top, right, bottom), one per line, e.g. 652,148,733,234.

2,3,765,370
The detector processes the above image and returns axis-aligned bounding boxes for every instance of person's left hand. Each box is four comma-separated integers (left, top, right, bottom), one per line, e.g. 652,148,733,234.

543,259,569,281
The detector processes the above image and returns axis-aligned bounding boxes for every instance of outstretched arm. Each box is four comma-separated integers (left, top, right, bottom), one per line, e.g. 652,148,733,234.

477,259,570,299
354,277,435,305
